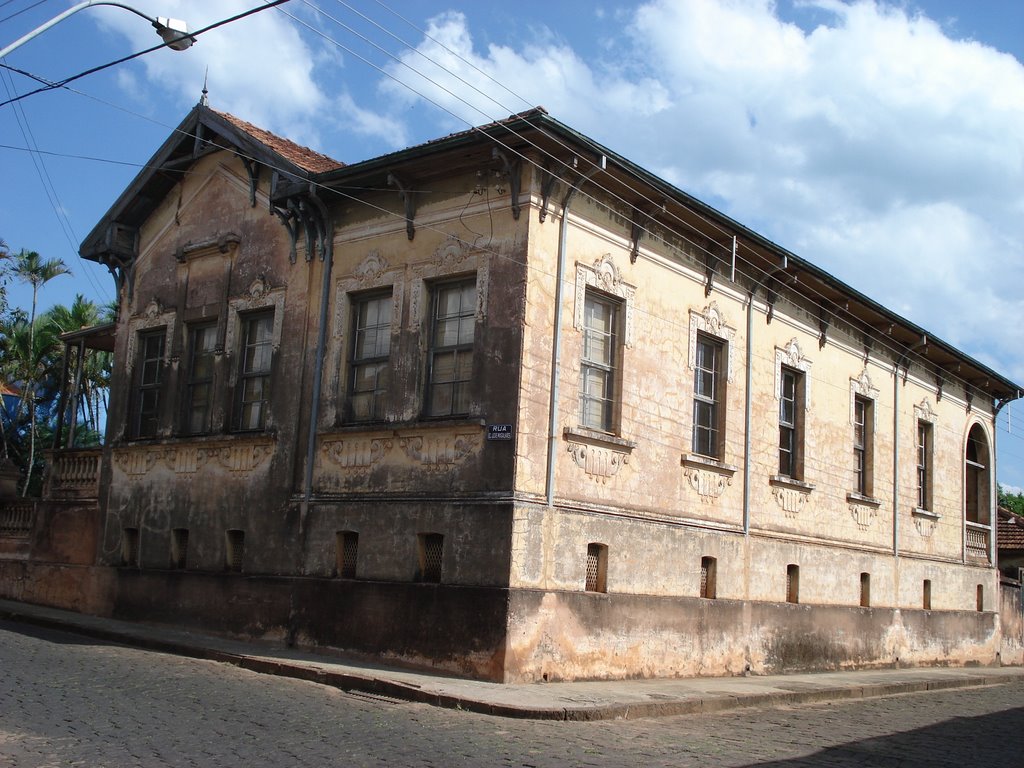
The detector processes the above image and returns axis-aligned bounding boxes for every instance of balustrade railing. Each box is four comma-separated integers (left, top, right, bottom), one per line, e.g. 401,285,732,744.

46,448,102,498
965,521,990,561
0,500,35,537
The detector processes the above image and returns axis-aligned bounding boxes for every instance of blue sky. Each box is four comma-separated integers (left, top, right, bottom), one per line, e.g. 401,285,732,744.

1,0,1023,486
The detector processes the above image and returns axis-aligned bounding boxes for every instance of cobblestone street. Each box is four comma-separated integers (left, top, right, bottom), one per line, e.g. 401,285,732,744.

2,619,1022,767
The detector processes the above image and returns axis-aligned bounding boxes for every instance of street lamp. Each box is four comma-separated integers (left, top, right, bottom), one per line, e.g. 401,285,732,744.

0,1,196,60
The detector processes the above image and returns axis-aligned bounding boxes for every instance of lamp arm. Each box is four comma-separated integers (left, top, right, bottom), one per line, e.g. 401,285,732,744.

0,1,160,59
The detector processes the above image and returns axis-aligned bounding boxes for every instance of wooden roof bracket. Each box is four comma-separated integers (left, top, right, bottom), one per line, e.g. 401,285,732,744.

272,201,300,263
237,154,261,207
899,335,928,384
492,147,522,220
763,262,797,324
704,249,720,297
934,369,944,401
539,157,575,223
862,333,873,364
387,173,416,240
818,306,830,349
630,202,664,264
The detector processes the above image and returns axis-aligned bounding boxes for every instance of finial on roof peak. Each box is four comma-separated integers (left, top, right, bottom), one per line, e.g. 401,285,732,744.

199,67,209,106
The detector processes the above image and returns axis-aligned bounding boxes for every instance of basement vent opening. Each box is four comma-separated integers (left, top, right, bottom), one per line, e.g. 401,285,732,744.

122,527,140,567
923,579,932,610
171,528,189,570
700,556,717,599
786,564,799,604
418,533,443,583
860,572,870,608
586,543,608,593
336,530,358,579
226,529,245,573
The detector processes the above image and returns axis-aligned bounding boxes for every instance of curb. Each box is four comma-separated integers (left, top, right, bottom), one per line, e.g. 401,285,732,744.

1,605,1017,721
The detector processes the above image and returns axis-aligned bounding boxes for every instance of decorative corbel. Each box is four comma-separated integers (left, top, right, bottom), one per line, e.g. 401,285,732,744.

492,147,521,220
387,173,416,240
539,157,575,223
272,204,300,263
237,155,261,207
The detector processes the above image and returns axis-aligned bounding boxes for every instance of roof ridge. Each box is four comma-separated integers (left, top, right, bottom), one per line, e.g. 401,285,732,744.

210,108,344,174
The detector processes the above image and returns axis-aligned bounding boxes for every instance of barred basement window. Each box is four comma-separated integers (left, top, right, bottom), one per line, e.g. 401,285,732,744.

122,527,140,567
976,584,984,612
700,556,717,599
225,529,245,572
336,531,359,579
585,543,608,593
786,564,799,604
860,572,870,608
418,533,443,583
171,528,189,569
923,579,932,610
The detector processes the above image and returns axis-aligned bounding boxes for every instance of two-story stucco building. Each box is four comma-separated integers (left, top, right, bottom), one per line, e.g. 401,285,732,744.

5,102,1020,682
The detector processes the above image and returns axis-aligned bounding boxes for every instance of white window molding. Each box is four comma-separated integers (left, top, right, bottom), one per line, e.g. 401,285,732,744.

688,301,735,383
774,337,812,409
224,276,285,382
573,254,636,347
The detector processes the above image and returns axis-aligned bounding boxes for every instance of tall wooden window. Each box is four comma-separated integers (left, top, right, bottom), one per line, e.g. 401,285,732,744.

779,367,804,479
349,293,391,421
693,336,724,459
426,280,475,417
186,323,217,434
580,292,620,433
916,421,932,511
133,330,164,438
853,396,873,496
236,312,273,431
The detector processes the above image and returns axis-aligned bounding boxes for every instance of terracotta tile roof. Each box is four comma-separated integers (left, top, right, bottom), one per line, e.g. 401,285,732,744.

998,507,1024,551
213,110,344,174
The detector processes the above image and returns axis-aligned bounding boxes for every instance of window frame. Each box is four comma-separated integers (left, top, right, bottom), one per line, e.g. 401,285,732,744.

692,334,725,459
347,291,393,422
185,322,218,435
778,366,804,480
425,278,477,418
853,395,874,497
579,290,622,434
235,311,274,431
132,328,166,439
916,419,933,511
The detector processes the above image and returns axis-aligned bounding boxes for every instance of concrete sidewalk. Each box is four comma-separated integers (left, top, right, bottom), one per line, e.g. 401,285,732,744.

2,598,1021,721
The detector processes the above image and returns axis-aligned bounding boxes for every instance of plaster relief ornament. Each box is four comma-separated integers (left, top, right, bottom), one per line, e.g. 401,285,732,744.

574,254,636,346
248,274,269,300
143,298,163,319
914,398,937,424
399,432,480,471
320,437,393,473
689,301,736,382
114,448,159,476
434,236,471,272
684,466,732,503
206,443,272,473
353,250,387,285
913,513,937,538
849,502,878,529
772,485,809,517
566,442,628,483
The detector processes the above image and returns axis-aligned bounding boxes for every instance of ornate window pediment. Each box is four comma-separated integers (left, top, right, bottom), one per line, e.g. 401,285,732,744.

775,337,812,409
574,254,636,347
689,301,736,383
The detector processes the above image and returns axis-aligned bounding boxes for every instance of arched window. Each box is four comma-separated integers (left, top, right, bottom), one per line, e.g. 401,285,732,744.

965,425,991,526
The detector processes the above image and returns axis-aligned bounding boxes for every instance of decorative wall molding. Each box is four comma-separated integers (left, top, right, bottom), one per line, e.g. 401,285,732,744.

688,301,736,383
769,475,814,517
774,337,812,409
125,301,177,378
850,367,880,424
320,436,393,473
848,499,880,529
112,437,275,478
912,508,939,537
409,237,489,328
398,431,480,472
566,441,629,483
914,398,937,424
224,282,286,356
573,254,636,347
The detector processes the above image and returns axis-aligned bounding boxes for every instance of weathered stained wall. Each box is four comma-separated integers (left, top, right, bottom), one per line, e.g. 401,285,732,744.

504,587,1001,683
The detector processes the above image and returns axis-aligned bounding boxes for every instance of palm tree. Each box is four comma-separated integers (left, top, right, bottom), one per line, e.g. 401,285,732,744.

46,295,110,440
9,251,71,496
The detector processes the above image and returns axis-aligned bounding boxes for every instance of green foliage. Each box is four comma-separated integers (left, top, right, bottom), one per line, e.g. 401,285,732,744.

999,486,1024,518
